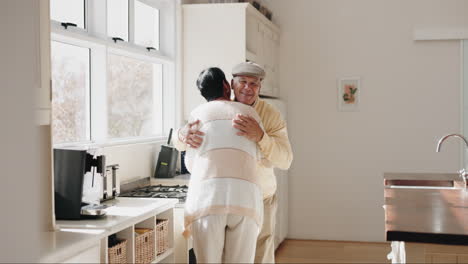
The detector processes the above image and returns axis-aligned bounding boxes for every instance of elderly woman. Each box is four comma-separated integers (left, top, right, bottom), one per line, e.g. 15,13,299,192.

177,67,264,263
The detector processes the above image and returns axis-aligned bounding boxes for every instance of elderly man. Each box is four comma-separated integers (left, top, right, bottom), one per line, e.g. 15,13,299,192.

177,62,293,263
180,67,264,263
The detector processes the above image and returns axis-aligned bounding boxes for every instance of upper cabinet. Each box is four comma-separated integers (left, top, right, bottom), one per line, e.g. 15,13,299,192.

182,3,280,120
246,9,280,98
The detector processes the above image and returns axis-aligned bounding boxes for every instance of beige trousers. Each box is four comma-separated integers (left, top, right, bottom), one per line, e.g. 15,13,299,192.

255,194,278,264
192,214,260,263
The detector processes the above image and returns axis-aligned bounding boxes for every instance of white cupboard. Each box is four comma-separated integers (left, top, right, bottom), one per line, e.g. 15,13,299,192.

182,3,280,120
274,169,289,249
61,244,100,264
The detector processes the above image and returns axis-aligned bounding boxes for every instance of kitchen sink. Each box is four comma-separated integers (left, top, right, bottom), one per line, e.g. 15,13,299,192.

384,173,466,189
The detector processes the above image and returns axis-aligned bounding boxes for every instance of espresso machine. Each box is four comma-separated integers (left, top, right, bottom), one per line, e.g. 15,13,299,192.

54,148,109,220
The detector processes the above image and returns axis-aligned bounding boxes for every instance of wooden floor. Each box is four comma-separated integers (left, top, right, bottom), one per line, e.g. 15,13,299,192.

275,239,391,263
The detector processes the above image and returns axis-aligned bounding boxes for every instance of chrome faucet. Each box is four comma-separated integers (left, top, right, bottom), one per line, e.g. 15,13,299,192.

436,133,468,186
436,134,468,152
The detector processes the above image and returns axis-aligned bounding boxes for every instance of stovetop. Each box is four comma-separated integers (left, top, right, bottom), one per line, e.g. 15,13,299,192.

119,184,188,203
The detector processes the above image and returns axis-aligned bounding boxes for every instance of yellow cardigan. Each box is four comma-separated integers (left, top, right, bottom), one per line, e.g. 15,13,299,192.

175,98,293,198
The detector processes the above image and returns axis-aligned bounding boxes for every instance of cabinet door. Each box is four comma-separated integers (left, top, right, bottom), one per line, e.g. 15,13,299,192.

274,169,288,249
261,26,272,68
271,31,280,97
274,172,282,249
246,14,260,59
257,24,270,96
259,24,280,97
183,4,247,120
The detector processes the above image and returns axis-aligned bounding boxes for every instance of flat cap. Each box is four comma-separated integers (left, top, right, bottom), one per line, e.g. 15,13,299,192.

232,61,266,80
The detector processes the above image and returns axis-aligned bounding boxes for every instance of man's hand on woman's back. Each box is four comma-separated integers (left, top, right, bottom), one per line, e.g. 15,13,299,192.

232,114,264,143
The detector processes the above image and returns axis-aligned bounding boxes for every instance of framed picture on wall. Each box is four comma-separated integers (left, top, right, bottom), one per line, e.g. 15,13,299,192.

338,77,360,112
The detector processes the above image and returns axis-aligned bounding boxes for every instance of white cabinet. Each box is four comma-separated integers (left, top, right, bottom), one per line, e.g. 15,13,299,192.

172,207,192,264
274,169,288,249
62,244,100,263
259,24,280,98
182,3,280,120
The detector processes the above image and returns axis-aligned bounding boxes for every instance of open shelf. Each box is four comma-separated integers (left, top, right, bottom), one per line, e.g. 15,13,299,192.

153,248,174,263
103,226,135,263
156,209,174,262
103,207,175,263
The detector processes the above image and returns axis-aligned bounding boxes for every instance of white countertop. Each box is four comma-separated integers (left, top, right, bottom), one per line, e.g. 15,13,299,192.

57,197,177,231
40,229,106,263
41,197,178,263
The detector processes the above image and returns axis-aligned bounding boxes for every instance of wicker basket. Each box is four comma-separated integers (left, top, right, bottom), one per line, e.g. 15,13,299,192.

108,239,127,264
135,228,155,264
156,219,169,255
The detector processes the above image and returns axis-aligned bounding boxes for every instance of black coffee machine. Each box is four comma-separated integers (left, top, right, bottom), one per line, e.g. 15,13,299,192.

54,148,108,220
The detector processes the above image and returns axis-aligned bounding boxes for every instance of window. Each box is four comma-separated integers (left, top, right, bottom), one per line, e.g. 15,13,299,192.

50,0,176,146
107,0,129,42
134,0,160,49
50,0,86,29
107,53,163,138
51,41,90,144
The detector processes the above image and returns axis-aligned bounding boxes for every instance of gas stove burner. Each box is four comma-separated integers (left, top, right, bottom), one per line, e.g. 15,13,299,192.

151,192,186,202
123,191,153,198
148,185,162,192
119,184,188,203
158,185,181,192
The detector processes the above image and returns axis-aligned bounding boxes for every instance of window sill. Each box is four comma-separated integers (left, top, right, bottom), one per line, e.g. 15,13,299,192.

53,136,168,150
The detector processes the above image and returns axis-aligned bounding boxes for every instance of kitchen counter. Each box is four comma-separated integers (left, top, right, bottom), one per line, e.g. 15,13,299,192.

42,197,178,263
57,197,177,231
384,173,468,245
39,229,105,263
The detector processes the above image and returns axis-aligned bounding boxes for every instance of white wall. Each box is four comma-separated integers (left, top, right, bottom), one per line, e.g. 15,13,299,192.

0,1,167,260
0,0,44,261
268,0,468,241
102,142,164,185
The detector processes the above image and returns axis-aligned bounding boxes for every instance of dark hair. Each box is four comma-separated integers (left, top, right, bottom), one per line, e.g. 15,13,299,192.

196,67,227,101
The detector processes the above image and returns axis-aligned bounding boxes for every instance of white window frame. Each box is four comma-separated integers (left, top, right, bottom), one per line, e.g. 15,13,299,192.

50,0,177,148
50,38,93,144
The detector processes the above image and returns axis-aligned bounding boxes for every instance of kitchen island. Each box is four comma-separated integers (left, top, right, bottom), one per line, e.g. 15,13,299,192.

384,173,468,263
